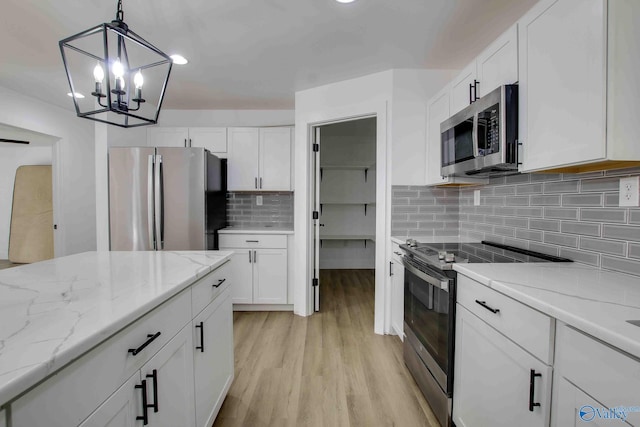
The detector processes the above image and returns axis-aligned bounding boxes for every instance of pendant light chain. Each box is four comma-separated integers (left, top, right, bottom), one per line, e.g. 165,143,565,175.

116,0,124,22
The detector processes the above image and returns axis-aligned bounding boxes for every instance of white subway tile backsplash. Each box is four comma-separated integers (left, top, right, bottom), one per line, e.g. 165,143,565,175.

560,221,601,237
579,237,627,256
227,192,293,228
602,225,640,242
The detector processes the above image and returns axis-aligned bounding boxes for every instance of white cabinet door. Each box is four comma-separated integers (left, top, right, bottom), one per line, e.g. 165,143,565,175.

147,127,189,147
189,128,227,156
476,24,518,97
259,127,292,191
193,289,234,427
450,61,477,115
227,249,253,304
143,325,196,427
453,306,552,427
79,373,141,427
228,128,260,191
253,249,288,304
425,86,451,185
553,378,614,427
519,0,606,172
390,259,404,339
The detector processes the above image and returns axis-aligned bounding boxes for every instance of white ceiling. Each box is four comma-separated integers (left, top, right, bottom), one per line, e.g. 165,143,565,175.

0,0,537,111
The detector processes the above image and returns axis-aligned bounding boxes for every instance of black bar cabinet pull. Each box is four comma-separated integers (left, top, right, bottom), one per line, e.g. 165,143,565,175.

135,380,149,425
529,369,542,411
195,321,204,352
255,177,258,189
475,300,500,314
146,369,159,413
473,79,480,101
469,83,473,104
213,278,226,288
128,332,161,356
246,240,259,243
260,177,263,188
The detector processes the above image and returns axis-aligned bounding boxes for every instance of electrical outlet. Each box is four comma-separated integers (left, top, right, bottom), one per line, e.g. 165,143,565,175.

256,195,263,206
619,177,640,207
474,190,481,206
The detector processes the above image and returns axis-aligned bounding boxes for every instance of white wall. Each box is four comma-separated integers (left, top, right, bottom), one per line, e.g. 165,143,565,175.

0,85,96,257
295,70,392,330
0,146,52,258
294,69,456,334
95,109,295,250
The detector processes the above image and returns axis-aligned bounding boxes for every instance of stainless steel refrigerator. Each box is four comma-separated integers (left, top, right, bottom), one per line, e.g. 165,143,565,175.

109,147,227,251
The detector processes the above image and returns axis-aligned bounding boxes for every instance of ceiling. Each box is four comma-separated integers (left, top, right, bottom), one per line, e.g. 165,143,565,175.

0,0,537,111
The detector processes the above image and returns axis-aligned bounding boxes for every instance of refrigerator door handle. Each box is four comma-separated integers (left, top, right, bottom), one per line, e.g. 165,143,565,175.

147,155,155,249
154,155,164,250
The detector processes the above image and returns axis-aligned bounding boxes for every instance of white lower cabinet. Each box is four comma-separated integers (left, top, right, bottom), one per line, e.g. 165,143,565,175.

552,323,640,426
143,325,196,427
9,263,234,427
193,288,234,427
79,373,140,427
453,306,551,427
390,242,404,338
220,234,288,305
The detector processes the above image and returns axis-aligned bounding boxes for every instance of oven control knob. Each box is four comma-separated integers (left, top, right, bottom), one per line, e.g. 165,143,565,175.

444,252,455,263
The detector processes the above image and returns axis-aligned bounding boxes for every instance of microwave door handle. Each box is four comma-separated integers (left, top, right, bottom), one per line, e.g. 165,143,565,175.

472,112,480,158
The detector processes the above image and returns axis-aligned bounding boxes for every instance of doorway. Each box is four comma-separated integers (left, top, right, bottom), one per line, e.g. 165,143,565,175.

0,123,60,266
311,117,377,312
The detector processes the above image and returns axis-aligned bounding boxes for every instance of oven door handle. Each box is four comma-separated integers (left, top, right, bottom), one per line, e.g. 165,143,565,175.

401,258,450,292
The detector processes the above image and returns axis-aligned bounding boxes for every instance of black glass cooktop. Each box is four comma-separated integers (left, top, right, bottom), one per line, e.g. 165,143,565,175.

401,240,572,271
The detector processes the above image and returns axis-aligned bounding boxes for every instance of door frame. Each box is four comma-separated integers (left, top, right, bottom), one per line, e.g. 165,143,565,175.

294,100,389,334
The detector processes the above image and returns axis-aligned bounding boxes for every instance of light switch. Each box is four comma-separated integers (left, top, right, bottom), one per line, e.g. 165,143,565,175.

474,190,481,206
256,195,263,206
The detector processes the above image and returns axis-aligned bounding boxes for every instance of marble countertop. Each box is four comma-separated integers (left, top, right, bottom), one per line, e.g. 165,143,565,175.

0,250,231,407
453,263,640,359
220,226,294,235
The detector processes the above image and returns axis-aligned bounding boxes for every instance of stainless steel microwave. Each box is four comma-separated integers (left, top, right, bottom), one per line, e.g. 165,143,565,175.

440,85,518,177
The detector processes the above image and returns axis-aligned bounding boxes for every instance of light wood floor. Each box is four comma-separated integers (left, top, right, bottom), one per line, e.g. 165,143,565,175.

213,269,439,427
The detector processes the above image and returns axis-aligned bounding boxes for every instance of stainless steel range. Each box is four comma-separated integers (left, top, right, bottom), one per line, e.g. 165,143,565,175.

400,241,571,427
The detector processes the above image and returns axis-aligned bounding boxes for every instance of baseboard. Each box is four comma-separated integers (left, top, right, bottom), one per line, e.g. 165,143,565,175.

233,304,294,311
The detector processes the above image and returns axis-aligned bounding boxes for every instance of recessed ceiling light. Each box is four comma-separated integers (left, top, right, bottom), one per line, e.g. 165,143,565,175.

336,0,356,3
67,92,85,99
170,54,188,65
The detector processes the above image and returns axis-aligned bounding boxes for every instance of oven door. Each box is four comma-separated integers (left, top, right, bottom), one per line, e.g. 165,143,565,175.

403,258,454,393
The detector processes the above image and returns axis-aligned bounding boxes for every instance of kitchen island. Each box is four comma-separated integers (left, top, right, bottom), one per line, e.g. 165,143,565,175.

0,250,233,427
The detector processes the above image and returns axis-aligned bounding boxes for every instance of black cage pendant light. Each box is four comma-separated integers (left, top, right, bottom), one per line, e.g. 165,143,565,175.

59,0,172,128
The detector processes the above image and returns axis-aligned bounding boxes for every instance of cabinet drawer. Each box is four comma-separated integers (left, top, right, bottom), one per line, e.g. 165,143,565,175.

219,234,287,249
556,323,640,417
11,290,191,427
457,275,554,364
191,261,232,316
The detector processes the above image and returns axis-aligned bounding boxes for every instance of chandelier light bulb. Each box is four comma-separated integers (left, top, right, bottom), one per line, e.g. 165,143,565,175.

112,58,124,79
134,70,144,89
118,76,125,90
93,64,105,83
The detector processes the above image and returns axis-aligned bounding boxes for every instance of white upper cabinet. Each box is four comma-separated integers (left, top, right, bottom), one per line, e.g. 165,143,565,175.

450,61,477,115
519,0,640,172
476,24,518,98
228,127,293,191
450,24,519,116
147,127,228,156
259,128,293,191
227,128,260,191
189,128,228,157
147,127,189,147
